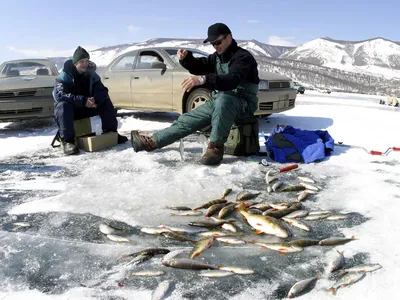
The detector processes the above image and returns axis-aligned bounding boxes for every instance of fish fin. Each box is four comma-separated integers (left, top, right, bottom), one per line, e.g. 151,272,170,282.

351,236,358,240
169,213,176,216
328,287,337,295
122,228,127,233
278,251,287,255
221,196,226,200
255,230,263,235
337,250,344,255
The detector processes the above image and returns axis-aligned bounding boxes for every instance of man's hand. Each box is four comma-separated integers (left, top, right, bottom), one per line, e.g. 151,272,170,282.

181,76,203,92
177,49,188,60
86,97,97,108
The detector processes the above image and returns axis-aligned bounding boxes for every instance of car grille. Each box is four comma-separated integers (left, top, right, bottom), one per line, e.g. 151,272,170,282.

289,99,295,107
269,81,291,89
259,102,273,110
0,107,43,115
0,90,37,98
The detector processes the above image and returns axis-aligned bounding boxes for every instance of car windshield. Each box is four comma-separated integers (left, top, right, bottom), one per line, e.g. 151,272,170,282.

165,49,208,64
0,61,56,77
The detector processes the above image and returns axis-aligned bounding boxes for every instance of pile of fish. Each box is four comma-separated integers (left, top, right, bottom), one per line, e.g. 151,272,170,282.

91,166,382,299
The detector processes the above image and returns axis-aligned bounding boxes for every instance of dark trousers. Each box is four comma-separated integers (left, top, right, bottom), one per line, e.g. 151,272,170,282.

54,99,118,142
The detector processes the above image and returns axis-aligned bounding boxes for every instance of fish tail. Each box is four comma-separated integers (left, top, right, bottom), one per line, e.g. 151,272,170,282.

351,236,358,240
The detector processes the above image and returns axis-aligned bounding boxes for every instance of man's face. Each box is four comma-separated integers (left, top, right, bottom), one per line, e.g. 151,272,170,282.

74,58,89,73
211,34,232,54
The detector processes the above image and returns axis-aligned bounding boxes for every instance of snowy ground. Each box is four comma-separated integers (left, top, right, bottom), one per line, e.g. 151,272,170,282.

0,91,399,299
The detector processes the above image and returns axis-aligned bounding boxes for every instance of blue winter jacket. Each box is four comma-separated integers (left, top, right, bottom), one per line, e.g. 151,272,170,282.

52,59,109,108
265,125,334,163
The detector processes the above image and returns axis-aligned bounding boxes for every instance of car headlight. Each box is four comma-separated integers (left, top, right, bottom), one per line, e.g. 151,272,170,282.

259,80,269,90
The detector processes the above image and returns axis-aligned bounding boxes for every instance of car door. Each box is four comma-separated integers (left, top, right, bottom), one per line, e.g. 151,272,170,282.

131,50,173,111
103,52,137,109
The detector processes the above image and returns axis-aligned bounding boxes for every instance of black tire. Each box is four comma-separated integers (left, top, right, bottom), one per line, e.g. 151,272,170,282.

300,91,304,94
186,88,211,113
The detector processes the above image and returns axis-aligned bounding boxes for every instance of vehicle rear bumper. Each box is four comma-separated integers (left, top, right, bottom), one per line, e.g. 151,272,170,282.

254,88,297,115
0,97,54,122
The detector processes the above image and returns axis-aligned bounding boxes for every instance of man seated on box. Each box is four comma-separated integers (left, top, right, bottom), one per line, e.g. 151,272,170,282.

53,46,128,155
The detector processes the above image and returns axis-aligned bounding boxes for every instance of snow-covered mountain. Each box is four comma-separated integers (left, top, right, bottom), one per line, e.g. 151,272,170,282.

88,38,293,68
281,37,400,78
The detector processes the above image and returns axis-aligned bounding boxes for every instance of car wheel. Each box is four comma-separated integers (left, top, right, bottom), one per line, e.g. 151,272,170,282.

186,88,211,113
300,91,304,94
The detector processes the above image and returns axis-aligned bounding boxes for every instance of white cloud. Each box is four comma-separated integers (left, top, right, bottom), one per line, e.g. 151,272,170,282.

267,36,296,47
127,25,140,33
247,20,260,23
7,45,100,58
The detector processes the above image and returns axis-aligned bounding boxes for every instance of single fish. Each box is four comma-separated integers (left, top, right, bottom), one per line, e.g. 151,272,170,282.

194,199,227,210
268,202,291,210
161,231,198,243
263,203,303,219
216,236,246,244
162,258,218,270
265,169,276,184
129,270,165,277
221,222,238,232
236,191,261,201
121,248,170,259
289,239,320,247
237,203,289,238
319,236,357,246
165,206,192,211
308,210,332,216
170,211,203,216
218,203,237,219
250,241,303,254
12,222,31,228
297,191,309,202
330,250,345,273
189,237,214,259
106,234,131,243
218,266,255,274
152,280,173,300
281,217,311,232
280,185,306,192
328,272,366,295
303,215,330,221
250,203,272,211
199,270,234,277
189,219,231,229
199,230,237,237
271,181,283,192
339,263,382,274
284,210,309,219
299,182,319,191
267,185,273,194
158,224,207,234
162,249,190,261
141,227,170,235
298,176,315,183
248,208,263,215
287,274,320,298
326,214,350,220
221,188,233,199
99,223,125,235
205,203,228,217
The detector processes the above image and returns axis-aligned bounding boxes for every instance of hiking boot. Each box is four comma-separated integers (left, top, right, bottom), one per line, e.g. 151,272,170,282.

63,142,79,156
130,130,157,152
201,142,224,165
117,134,128,144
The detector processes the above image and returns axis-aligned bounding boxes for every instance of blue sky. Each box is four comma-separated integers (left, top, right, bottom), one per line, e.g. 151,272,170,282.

1,0,398,62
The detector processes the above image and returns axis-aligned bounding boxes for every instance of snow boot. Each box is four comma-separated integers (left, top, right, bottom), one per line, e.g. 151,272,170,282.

130,130,157,152
201,142,224,165
63,142,79,156
117,134,128,144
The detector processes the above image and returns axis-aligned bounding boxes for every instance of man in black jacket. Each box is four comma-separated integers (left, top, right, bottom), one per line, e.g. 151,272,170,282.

131,23,260,165
53,46,127,155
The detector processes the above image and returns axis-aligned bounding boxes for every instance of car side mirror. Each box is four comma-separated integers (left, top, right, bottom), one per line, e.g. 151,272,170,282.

151,61,166,69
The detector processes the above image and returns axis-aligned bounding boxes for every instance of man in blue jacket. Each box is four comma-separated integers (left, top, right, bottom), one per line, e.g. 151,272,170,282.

53,46,128,155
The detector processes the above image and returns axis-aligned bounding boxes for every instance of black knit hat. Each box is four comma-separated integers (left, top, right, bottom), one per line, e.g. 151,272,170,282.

72,46,90,64
203,23,232,43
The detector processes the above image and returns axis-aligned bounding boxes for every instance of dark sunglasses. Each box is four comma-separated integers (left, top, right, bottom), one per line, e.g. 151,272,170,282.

210,35,228,46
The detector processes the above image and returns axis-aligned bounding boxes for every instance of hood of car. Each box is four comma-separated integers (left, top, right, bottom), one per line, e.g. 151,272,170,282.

258,70,291,81
0,75,56,91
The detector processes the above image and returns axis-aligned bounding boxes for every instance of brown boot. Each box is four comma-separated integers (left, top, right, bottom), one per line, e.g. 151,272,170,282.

130,130,158,152
201,142,224,165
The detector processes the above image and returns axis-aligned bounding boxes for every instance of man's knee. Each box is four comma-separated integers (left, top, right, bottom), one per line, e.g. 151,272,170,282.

54,101,74,118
